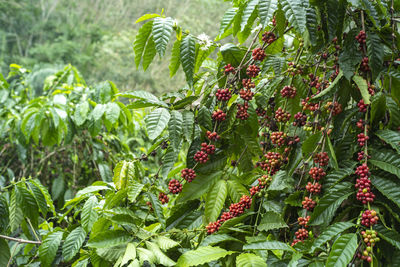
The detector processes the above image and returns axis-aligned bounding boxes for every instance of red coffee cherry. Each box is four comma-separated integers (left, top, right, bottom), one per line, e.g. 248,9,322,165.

246,64,260,78
262,31,276,44
239,195,252,209
236,102,249,120
168,179,183,194
224,64,235,75
194,151,209,163
206,131,220,141
275,107,291,123
357,151,371,161
306,182,322,194
242,78,255,89
355,163,370,179
309,167,326,181
252,47,266,61
280,86,297,98
357,133,369,147
325,101,342,116
302,197,316,211
298,216,311,228
355,30,366,45
361,209,379,227
368,83,376,96
356,187,375,204
181,168,196,182
201,142,216,155
295,228,309,240
215,88,232,101
293,112,307,127
357,99,368,112
239,89,254,101
212,109,226,121
250,186,260,196
256,107,266,117
158,192,169,204
356,119,365,129
271,131,286,147
360,57,370,72
206,221,221,234
314,152,329,166
229,202,245,217
220,211,233,222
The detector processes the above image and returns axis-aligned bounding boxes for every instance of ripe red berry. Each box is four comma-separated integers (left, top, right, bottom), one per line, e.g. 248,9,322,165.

212,109,227,121
355,163,370,179
357,99,368,112
293,112,307,127
206,131,220,141
291,239,302,246
295,228,309,240
181,168,196,182
356,187,375,204
239,195,252,209
220,211,233,222
275,107,291,123
355,30,367,45
239,89,254,101
262,31,276,44
242,78,255,89
306,182,322,194
298,216,311,228
270,131,286,147
229,202,244,217
206,221,221,234
168,179,183,194
302,197,316,211
158,192,169,204
360,57,370,72
252,47,266,61
224,64,235,75
201,142,216,155
357,133,369,147
309,167,326,181
361,209,379,227
236,102,249,120
216,88,232,101
250,186,260,196
194,151,209,163
280,86,297,98
246,64,260,78
314,152,329,166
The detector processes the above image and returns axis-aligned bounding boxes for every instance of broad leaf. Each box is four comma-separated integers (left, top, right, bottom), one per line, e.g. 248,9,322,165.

81,196,99,232
152,17,174,57
280,0,307,34
352,75,370,104
39,231,63,267
257,211,288,232
205,179,228,223
63,227,87,261
243,240,293,251
134,21,154,68
326,233,358,267
311,222,355,252
168,110,183,151
88,230,131,248
180,35,196,86
169,39,181,77
176,246,234,267
236,253,267,267
145,108,171,140
372,176,400,209
259,0,277,26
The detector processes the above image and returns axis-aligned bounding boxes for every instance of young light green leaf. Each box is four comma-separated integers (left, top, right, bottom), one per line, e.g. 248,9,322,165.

39,231,63,267
127,182,144,202
87,230,131,248
352,75,370,104
105,102,120,125
326,233,358,267
145,108,171,140
313,70,343,99
152,17,174,57
205,180,228,223
176,246,234,267
142,35,157,71
63,227,87,261
9,188,23,232
146,241,176,266
113,161,129,190
236,253,267,267
155,236,179,250
135,13,160,24
74,102,89,126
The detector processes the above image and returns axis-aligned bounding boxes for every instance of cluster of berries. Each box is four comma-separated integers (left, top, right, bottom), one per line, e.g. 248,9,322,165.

361,209,379,227
237,102,250,120
262,31,276,44
287,62,302,76
275,107,291,123
360,57,370,72
181,168,196,182
239,88,254,101
301,97,320,112
246,64,260,78
356,230,380,263
357,133,369,147
216,88,232,101
355,30,367,46
250,175,272,196
206,131,220,141
242,78,255,89
293,112,307,127
206,195,252,234
357,99,368,112
280,85,297,98
158,192,169,204
224,64,235,75
252,48,266,61
212,109,226,121
168,179,183,194
325,101,342,116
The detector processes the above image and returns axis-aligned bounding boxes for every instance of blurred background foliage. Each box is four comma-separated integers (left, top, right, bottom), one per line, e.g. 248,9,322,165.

0,0,229,94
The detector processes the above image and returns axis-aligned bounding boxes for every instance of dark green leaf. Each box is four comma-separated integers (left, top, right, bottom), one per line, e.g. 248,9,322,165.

326,233,358,267
180,35,196,86
152,17,174,57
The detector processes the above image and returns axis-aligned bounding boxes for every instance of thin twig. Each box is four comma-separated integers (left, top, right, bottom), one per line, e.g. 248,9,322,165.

0,234,41,244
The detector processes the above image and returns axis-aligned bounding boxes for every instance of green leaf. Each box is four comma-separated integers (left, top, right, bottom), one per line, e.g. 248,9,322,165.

134,21,154,68
135,13,160,23
154,236,179,250
176,246,234,267
370,159,400,179
197,106,212,130
366,31,384,79
200,234,242,247
142,35,157,71
31,179,55,215
180,35,196,86
105,102,120,126
236,253,267,267
0,239,10,267
309,182,354,226
161,145,180,178
178,171,222,203
81,196,99,232
327,137,338,170
147,192,166,228
302,132,322,156
16,185,38,227
352,75,370,104
370,92,386,124
281,0,307,34
375,130,400,153
39,231,63,267
259,0,278,26
311,222,355,253
205,180,228,223
63,227,87,261
146,241,176,266
9,188,23,232
120,90,167,108
219,8,237,37
120,243,136,266
28,181,48,216
127,182,144,202
326,233,358,267
152,17,174,57
220,43,246,67
168,110,183,151
169,39,181,77
268,170,294,193
243,240,293,251
375,224,400,250
74,102,89,126
91,104,106,121
88,230,131,248
227,179,249,203
372,176,400,209
113,161,129,190
146,108,171,140
386,97,400,128
313,70,343,99
257,211,288,232
137,247,156,264
241,0,259,31
182,110,194,141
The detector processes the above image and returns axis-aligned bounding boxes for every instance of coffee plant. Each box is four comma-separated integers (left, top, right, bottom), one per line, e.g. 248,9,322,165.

1,0,400,266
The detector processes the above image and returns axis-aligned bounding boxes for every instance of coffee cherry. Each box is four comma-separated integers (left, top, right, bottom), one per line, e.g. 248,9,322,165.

168,179,183,194
293,112,307,127
271,131,286,147
275,107,291,123
356,119,365,129
357,151,371,161
355,30,367,45
314,152,329,166
272,16,276,26
309,167,326,181
302,197,316,211
291,239,302,246
325,101,342,116
302,97,320,112
256,107,266,117
355,163,370,179
206,221,221,234
194,151,209,163
237,102,250,120
242,78,255,89
262,31,276,44
360,57,370,72
146,201,153,210
216,88,232,101
239,89,254,101
357,99,368,113
250,186,260,196
356,187,375,204
306,182,322,194
355,177,371,190
181,168,196,182
368,83,376,96
224,64,235,75
280,86,297,98
239,195,252,209
252,47,266,61
295,228,309,240
258,175,272,188
229,202,245,217
220,211,233,222
357,133,369,147
206,131,220,141
361,209,379,227
246,65,260,78
298,216,311,228
212,109,226,121
158,192,169,204
201,142,216,155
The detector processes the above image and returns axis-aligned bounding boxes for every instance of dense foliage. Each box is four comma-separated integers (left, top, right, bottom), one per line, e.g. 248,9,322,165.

1,0,400,266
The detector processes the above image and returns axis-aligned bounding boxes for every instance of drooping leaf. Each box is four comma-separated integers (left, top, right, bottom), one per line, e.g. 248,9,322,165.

169,39,181,77
127,182,144,202
205,179,228,223
200,234,242,247
81,196,99,232
372,176,400,209
280,0,307,35
259,0,277,26
152,17,174,57
134,21,154,68
227,179,249,203
178,171,222,203
375,224,400,250
375,129,400,153
370,92,386,124
180,35,196,86
311,222,355,252
146,241,176,266
197,106,212,130
63,227,87,261
370,159,400,179
145,108,171,140
366,31,384,79
353,75,370,104
147,192,166,228
39,231,63,267
326,233,358,267
168,110,183,151
74,102,90,126
257,211,288,232
176,246,234,267
88,230,131,248
241,0,259,31
243,240,293,251
154,236,179,250
9,188,23,232
236,253,267,267
182,110,194,141
219,8,238,37
313,70,343,99
0,239,10,267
